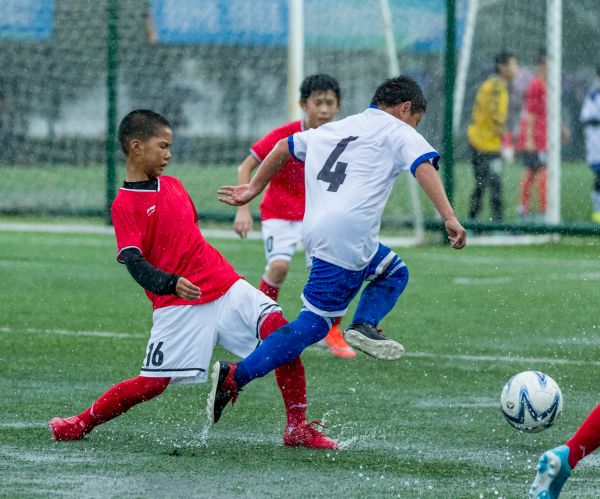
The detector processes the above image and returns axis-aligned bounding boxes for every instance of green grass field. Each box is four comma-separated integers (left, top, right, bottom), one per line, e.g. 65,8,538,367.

0,161,596,225
1,227,600,497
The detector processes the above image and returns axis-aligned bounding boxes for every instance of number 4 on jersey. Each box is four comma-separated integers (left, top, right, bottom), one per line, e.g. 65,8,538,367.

317,136,358,192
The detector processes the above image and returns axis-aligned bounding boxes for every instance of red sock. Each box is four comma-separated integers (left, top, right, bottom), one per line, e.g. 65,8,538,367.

566,403,600,469
259,277,280,302
78,376,170,431
520,168,535,212
260,312,307,429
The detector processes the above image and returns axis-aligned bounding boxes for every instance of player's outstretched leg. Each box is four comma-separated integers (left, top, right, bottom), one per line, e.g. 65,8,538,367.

258,312,338,448
344,255,408,361
50,376,170,440
528,445,571,499
207,310,330,423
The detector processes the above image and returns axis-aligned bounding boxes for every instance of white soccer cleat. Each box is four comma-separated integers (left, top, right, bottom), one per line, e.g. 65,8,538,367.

344,323,404,360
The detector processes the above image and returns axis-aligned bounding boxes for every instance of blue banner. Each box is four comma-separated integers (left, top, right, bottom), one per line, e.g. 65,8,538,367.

149,0,287,46
149,0,462,52
0,0,54,41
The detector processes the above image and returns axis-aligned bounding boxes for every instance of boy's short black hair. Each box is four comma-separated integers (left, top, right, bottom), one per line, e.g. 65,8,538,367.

370,75,427,114
300,74,341,103
495,51,516,73
118,109,171,154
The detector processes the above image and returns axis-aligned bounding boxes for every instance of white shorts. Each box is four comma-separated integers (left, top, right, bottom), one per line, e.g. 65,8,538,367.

140,280,281,384
261,218,309,267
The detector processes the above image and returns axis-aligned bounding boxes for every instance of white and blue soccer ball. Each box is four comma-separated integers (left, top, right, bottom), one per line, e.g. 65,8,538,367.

500,371,563,432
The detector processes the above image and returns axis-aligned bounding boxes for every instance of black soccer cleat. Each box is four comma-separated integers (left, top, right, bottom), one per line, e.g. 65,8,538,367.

343,323,404,361
206,360,240,424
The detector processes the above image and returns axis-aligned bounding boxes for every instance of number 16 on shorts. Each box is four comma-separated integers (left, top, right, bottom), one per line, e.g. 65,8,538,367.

145,341,165,367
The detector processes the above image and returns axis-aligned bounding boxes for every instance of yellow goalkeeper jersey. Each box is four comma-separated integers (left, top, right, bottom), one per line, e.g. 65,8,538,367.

467,76,509,153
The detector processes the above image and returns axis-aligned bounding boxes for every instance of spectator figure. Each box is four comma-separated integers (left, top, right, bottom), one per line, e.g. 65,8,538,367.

580,65,600,223
467,52,518,222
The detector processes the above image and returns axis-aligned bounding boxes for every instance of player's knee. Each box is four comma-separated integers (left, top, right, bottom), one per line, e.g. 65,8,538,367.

383,257,409,290
267,259,290,282
297,310,330,342
259,311,288,340
137,376,170,399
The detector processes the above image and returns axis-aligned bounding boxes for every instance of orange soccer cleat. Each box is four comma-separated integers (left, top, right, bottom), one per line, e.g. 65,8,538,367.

322,323,356,358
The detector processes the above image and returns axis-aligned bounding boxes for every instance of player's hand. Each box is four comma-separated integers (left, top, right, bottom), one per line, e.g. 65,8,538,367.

233,208,253,238
444,217,467,249
217,184,257,207
175,277,201,301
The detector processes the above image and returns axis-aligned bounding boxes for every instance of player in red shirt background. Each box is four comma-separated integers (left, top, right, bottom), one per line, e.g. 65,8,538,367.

516,50,569,220
49,110,337,449
233,74,355,358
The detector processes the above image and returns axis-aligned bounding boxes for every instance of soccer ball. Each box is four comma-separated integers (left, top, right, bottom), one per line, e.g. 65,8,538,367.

500,371,563,432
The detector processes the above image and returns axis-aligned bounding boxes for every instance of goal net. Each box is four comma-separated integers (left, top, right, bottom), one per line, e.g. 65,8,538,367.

454,0,599,229
1,0,598,234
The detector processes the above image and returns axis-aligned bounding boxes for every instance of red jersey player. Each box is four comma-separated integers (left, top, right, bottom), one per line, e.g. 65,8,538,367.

233,74,354,357
48,109,336,449
516,50,569,220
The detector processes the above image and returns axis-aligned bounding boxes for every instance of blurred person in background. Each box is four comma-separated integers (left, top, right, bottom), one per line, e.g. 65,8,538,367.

467,52,518,222
580,65,600,223
516,50,569,222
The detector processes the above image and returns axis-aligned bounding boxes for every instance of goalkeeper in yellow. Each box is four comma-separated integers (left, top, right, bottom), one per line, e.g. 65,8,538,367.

467,52,518,222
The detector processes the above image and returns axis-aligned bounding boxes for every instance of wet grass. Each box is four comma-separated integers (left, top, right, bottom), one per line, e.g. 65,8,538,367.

0,160,597,224
1,229,599,497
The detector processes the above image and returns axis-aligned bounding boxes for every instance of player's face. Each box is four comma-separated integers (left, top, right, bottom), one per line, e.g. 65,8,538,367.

301,90,340,129
139,127,173,178
501,57,519,81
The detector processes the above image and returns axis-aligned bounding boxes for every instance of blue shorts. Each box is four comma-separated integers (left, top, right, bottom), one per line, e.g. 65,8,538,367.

300,243,397,317
590,163,600,175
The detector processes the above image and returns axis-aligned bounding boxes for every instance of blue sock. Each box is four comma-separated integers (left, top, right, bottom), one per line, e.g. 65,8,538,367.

352,257,409,326
234,310,329,389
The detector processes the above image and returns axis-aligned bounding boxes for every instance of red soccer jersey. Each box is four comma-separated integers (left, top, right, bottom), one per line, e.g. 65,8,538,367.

250,120,305,221
111,175,241,310
517,77,547,153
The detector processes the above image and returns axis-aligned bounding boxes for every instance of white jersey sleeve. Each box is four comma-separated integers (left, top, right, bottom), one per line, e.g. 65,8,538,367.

288,131,310,162
393,126,440,176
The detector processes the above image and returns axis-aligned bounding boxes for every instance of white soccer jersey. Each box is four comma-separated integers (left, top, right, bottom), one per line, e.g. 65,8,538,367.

289,106,439,271
580,83,600,166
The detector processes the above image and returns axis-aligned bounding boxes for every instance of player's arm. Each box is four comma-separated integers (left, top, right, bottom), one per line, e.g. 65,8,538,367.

233,154,260,238
414,162,466,249
218,138,290,207
119,248,201,301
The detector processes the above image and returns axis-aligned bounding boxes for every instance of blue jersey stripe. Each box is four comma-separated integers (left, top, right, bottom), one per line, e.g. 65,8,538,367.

410,151,440,176
288,135,301,161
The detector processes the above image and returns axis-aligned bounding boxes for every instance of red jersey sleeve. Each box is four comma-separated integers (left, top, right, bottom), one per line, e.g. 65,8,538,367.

111,197,144,263
250,120,302,162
